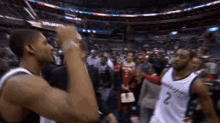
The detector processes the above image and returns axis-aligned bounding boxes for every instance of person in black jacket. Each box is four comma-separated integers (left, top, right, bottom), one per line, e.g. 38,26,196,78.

45,41,117,123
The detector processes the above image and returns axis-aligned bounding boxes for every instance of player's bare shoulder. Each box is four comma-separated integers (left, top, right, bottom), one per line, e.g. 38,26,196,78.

0,74,43,122
2,75,50,106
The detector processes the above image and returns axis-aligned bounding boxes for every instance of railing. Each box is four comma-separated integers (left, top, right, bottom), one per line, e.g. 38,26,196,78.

28,0,220,18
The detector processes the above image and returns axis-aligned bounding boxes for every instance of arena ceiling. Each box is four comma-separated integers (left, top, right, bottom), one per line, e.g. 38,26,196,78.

43,0,202,11
62,0,183,8
0,0,219,42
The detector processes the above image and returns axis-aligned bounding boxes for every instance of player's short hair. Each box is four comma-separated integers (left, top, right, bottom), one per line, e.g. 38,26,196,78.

9,29,41,58
177,48,194,59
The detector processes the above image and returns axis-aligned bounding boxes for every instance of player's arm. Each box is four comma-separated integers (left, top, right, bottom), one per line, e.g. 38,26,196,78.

143,75,161,85
3,75,97,123
143,68,169,85
4,26,97,123
192,79,219,123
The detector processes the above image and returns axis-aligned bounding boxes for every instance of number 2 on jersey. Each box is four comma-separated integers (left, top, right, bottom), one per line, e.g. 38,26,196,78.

164,92,172,104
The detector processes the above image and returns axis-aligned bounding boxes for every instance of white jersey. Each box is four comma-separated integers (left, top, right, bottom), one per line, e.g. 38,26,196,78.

150,67,198,123
0,67,55,123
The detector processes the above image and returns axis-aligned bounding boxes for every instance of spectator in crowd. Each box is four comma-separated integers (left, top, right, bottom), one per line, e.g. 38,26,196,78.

190,57,209,78
136,54,152,74
149,52,166,75
96,52,114,70
128,68,144,117
164,56,171,68
113,58,121,91
217,61,220,79
139,65,161,123
0,51,10,77
87,49,100,67
0,47,18,68
95,53,114,88
205,58,218,79
118,51,136,123
46,40,117,123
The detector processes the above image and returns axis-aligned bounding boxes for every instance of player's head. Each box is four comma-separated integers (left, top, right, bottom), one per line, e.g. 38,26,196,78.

100,54,108,66
173,48,193,71
135,68,143,79
127,51,134,63
91,49,98,58
190,57,202,71
9,29,54,65
140,55,148,63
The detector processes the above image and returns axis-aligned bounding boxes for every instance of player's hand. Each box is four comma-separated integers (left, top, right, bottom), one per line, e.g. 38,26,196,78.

107,113,117,123
56,26,79,47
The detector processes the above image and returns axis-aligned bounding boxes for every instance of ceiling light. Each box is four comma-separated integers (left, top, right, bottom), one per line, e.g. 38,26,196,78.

171,31,178,35
209,27,219,32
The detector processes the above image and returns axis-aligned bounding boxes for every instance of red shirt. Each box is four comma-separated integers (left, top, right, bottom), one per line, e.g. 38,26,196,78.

114,63,120,71
144,74,161,84
122,62,135,87
207,74,213,80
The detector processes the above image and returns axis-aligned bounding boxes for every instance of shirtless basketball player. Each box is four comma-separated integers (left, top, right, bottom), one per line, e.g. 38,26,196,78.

149,49,219,123
0,26,98,123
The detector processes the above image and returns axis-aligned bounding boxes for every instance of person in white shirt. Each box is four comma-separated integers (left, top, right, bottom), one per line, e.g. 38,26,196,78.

205,58,218,79
87,50,100,67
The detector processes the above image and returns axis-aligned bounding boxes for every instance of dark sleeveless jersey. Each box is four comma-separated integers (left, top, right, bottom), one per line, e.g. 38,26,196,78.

0,67,55,123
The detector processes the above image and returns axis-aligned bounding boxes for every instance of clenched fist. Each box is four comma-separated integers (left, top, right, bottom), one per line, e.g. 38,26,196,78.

56,26,79,47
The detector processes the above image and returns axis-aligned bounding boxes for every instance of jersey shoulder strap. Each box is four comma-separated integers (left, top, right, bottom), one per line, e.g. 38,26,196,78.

0,67,32,91
161,67,173,80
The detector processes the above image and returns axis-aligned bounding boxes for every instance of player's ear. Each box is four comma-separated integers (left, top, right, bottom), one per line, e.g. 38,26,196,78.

24,43,35,55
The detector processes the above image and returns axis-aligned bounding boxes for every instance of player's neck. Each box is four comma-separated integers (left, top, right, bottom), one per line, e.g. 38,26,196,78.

174,66,191,80
19,57,42,76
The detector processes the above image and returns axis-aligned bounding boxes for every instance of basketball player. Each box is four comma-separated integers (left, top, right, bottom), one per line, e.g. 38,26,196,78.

0,27,98,123
149,49,219,123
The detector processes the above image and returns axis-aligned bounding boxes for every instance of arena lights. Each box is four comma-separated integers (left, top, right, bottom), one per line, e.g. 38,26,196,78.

0,14,111,34
171,31,178,35
208,27,219,32
64,16,81,21
82,29,86,32
42,21,64,27
77,28,109,34
28,0,220,17
0,14,23,21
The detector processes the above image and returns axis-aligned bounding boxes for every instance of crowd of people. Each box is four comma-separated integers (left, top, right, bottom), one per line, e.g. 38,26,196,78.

84,45,220,123
0,26,220,123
